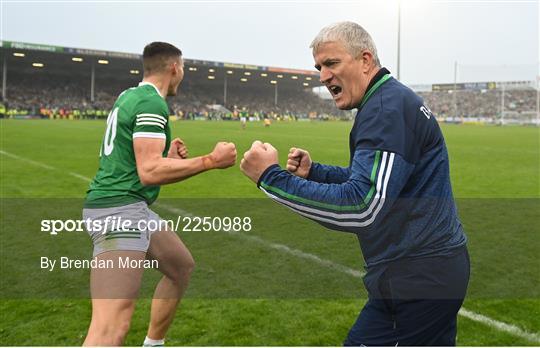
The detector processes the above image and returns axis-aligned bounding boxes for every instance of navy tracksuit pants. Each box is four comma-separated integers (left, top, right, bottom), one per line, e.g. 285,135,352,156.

344,247,470,346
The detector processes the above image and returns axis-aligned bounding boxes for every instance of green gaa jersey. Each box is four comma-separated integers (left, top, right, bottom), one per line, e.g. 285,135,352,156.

84,82,171,208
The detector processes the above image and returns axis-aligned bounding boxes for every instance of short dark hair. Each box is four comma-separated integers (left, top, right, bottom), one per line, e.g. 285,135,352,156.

142,42,182,75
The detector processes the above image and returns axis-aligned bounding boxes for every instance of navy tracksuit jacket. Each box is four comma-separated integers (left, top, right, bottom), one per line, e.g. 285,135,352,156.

257,68,470,345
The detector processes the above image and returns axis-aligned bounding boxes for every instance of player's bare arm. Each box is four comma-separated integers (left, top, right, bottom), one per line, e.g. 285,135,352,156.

134,137,237,186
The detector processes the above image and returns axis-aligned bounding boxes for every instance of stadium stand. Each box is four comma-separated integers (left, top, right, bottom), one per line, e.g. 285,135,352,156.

4,76,535,124
0,41,537,124
0,41,350,120
2,73,347,120
418,89,537,122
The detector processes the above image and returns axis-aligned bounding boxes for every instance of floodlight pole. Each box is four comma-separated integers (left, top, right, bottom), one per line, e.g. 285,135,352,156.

500,84,505,124
223,74,228,105
90,62,95,103
536,75,540,126
274,83,278,106
397,0,401,80
2,56,7,101
452,61,458,119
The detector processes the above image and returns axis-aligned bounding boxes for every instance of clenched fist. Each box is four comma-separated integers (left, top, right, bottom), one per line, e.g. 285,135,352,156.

204,142,237,169
240,140,279,183
286,147,311,178
167,138,188,159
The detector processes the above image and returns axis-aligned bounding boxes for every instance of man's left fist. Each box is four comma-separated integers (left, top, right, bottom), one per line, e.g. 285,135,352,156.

240,140,279,183
168,138,188,159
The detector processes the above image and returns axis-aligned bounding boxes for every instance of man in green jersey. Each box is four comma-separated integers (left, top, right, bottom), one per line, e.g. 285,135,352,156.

83,42,237,346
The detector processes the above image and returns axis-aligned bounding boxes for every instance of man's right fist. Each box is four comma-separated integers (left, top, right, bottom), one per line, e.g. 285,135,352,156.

205,142,237,169
287,147,312,178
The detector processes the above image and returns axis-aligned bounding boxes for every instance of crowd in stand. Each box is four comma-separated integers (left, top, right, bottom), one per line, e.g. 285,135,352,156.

0,74,349,120
168,83,350,121
1,75,124,119
1,73,537,123
418,89,537,121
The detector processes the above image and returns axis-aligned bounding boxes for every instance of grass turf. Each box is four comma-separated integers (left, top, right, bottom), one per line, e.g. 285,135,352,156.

0,119,538,345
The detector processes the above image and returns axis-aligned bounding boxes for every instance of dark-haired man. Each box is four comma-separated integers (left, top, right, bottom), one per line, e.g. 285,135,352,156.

83,42,237,346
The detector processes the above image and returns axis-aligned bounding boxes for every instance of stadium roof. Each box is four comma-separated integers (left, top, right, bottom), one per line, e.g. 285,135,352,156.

5,41,533,94
0,40,321,90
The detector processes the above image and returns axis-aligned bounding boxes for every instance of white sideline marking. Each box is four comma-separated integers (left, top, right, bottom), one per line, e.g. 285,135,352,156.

0,150,55,170
153,203,366,279
69,172,92,183
459,308,540,343
1,149,539,343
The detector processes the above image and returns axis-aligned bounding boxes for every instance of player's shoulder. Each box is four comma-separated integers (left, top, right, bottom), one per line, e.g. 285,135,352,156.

131,84,169,116
133,83,165,102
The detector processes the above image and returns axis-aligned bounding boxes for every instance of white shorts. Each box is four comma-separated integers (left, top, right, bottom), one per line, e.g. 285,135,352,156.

82,201,163,257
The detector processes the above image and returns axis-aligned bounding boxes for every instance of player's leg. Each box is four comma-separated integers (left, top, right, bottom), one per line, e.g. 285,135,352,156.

83,250,146,346
145,228,195,342
82,202,156,346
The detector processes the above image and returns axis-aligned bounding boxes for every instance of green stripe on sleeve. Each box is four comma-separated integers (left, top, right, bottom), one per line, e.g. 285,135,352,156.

260,182,365,211
363,150,381,205
261,150,382,212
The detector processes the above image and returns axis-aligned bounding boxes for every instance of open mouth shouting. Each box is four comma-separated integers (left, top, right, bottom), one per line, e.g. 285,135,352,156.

328,84,343,99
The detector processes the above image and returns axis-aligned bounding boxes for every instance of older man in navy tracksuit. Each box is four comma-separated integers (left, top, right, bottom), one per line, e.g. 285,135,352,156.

240,21,470,346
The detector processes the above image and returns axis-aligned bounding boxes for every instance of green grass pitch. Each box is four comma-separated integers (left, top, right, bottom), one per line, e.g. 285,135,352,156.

0,119,539,345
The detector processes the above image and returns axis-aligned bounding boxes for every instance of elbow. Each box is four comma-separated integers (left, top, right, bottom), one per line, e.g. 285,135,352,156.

138,170,159,186
139,178,154,186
